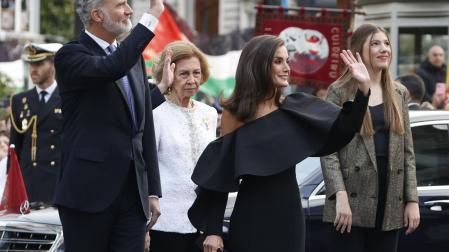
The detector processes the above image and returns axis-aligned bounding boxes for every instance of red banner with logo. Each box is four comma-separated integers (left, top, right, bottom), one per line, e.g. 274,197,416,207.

256,6,352,88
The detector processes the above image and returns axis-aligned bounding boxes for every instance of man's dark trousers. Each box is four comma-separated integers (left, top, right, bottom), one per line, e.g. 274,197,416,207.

58,164,146,252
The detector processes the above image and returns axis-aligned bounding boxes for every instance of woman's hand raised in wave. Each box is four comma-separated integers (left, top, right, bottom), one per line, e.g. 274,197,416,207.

340,50,370,96
158,49,175,94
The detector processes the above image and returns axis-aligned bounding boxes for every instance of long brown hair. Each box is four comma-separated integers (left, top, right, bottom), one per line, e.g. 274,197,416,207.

334,24,404,136
222,35,284,122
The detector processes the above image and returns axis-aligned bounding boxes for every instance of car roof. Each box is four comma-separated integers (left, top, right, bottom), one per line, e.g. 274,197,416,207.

409,110,449,124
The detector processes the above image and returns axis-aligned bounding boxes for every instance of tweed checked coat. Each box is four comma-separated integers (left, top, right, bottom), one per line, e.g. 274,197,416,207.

320,82,419,231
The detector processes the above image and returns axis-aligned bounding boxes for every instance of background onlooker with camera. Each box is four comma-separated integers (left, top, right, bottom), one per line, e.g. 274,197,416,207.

416,45,447,107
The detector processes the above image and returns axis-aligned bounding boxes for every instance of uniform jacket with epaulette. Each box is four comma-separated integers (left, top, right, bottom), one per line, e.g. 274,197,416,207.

9,87,62,203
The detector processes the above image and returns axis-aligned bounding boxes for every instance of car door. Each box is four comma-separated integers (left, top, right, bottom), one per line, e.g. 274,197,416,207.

297,157,327,252
398,121,449,251
303,180,326,252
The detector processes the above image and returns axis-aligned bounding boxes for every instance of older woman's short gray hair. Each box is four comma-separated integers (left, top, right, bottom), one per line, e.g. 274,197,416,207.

76,0,104,27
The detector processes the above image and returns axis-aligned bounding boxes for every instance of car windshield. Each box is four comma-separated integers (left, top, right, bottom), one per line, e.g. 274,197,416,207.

295,157,321,185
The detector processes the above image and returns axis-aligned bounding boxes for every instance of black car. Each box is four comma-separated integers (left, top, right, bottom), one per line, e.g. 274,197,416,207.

224,110,449,252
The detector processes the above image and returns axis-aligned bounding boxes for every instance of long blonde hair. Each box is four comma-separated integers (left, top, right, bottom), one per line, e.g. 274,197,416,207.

334,24,404,136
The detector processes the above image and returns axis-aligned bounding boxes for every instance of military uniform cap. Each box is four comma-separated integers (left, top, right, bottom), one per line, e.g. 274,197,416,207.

22,43,63,62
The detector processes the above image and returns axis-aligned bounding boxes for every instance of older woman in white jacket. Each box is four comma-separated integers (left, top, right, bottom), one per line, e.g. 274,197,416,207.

150,41,217,252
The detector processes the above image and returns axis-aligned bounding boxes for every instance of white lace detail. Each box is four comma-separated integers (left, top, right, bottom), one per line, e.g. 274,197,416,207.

152,99,217,233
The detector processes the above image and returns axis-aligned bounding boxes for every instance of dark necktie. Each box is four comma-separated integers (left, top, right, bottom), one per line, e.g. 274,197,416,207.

39,90,47,107
106,44,137,129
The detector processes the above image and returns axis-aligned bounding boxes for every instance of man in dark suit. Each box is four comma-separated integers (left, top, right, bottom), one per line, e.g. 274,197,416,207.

54,0,165,251
9,43,63,204
416,45,446,104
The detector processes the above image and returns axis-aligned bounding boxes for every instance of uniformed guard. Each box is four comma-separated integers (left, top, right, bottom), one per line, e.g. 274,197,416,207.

9,43,63,203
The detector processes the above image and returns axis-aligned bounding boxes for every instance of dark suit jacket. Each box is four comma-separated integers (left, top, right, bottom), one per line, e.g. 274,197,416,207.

54,24,161,218
9,87,62,202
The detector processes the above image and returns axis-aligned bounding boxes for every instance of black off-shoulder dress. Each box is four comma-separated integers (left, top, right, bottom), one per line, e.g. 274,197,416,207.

188,90,369,252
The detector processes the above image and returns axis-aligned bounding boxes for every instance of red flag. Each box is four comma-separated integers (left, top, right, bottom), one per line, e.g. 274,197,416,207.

0,146,30,215
143,4,189,76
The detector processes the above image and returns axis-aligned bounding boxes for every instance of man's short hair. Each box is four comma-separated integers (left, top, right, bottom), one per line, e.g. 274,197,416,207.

76,0,104,28
396,74,426,101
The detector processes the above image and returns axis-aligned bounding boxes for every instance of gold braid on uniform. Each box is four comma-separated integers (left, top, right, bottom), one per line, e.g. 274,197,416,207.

9,94,39,161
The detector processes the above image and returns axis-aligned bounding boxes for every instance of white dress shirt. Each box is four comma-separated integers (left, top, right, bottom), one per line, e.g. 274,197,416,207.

35,81,57,103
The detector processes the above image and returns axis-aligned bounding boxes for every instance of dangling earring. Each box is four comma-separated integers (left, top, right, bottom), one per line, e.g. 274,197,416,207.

165,87,172,95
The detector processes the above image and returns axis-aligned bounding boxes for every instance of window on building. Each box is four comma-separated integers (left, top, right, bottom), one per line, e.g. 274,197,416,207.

195,0,219,37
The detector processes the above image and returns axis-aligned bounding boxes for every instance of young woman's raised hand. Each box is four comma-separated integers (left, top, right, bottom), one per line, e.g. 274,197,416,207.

340,50,370,95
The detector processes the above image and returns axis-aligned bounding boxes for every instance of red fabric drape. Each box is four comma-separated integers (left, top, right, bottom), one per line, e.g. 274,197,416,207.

0,147,30,215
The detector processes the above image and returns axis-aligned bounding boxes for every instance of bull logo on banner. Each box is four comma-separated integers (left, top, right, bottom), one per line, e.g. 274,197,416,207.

255,6,352,88
279,27,329,75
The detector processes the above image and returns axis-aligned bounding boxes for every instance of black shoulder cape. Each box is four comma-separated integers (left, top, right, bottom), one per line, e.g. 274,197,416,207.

191,91,368,193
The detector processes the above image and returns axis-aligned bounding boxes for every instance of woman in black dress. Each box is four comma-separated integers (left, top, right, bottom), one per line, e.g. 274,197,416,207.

188,34,371,252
